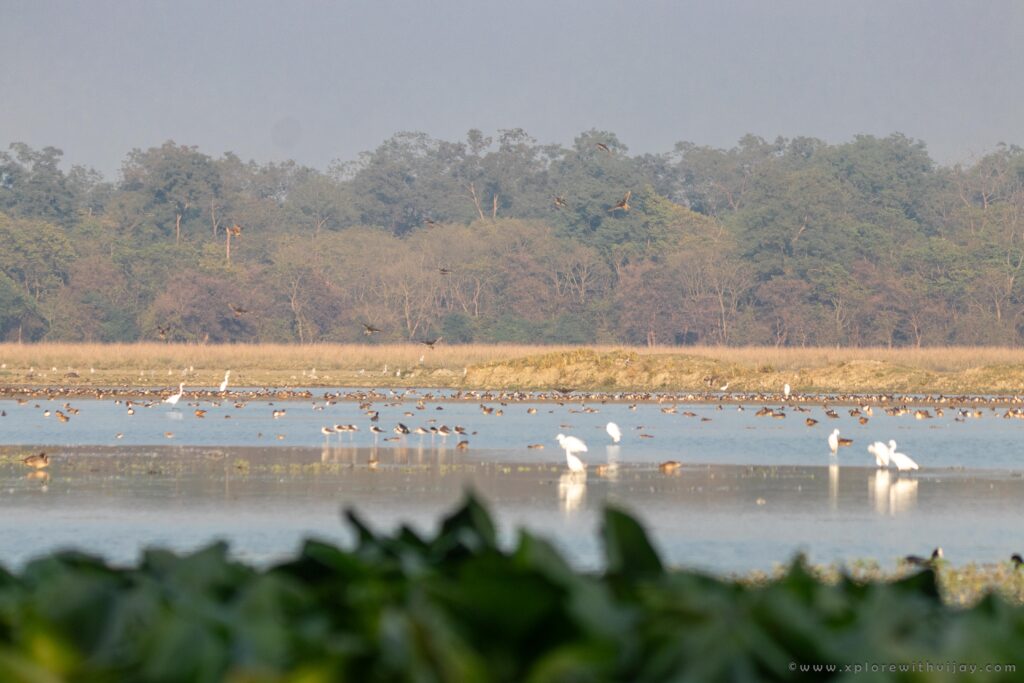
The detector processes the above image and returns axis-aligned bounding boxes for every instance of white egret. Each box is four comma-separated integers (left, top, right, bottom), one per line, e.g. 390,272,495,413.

606,422,622,443
867,441,891,468
828,428,840,455
219,371,230,392
164,383,185,407
783,383,791,399
556,433,588,473
888,440,920,471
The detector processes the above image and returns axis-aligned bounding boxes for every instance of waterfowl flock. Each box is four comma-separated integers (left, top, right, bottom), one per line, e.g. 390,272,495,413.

10,377,1024,486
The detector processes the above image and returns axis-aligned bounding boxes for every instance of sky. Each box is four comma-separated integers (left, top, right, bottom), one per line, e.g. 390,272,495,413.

2,0,1022,179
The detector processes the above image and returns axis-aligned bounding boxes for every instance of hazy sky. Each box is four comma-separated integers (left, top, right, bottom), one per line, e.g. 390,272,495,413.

2,0,1022,179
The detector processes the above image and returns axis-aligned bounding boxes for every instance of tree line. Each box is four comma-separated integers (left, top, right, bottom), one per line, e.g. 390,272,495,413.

1,130,1022,346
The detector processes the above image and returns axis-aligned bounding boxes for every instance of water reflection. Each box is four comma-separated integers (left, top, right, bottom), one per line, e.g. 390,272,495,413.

870,470,919,515
829,463,839,510
889,478,918,514
871,469,891,514
602,445,621,481
558,472,586,513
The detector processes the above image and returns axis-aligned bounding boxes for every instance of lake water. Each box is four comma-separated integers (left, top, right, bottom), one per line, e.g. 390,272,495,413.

2,390,1023,572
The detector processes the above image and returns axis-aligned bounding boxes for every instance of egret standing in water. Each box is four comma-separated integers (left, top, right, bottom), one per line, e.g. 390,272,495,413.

164,383,185,408
219,371,230,393
868,441,891,468
784,383,791,399
828,429,852,455
888,440,920,471
556,434,588,473
606,422,622,444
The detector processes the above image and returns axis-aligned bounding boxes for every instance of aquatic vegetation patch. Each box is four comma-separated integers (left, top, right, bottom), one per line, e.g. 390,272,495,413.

0,496,1023,681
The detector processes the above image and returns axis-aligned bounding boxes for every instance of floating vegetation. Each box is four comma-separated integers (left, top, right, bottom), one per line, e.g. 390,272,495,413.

0,496,1023,680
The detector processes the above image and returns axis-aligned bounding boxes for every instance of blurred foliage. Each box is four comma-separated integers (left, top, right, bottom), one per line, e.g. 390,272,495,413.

3,133,1024,345
0,497,1022,681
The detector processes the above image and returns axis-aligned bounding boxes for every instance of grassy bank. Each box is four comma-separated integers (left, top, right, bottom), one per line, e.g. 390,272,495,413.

2,343,1024,394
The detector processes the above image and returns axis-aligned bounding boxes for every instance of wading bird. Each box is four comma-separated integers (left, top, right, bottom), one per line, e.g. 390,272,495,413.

21,452,48,469
164,383,185,407
556,434,588,473
888,440,920,471
867,441,891,468
606,422,622,444
219,371,230,393
904,547,943,567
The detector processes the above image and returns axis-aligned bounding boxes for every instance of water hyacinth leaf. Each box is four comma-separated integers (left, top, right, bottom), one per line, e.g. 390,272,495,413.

601,507,663,578
0,498,1021,680
0,648,64,683
433,493,498,557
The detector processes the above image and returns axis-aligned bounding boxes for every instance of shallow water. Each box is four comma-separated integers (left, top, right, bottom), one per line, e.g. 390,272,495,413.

1,445,1022,572
2,392,1021,469
2,391,1023,572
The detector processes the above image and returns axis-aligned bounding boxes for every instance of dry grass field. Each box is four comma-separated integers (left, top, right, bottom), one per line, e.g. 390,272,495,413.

1,343,1024,393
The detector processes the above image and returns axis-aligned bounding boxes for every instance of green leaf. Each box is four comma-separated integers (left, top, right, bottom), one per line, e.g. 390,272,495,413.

601,507,663,578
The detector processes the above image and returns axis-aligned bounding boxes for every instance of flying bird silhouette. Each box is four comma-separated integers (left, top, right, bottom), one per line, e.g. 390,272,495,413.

362,323,383,335
419,337,443,349
229,304,249,317
553,195,568,209
595,142,611,153
608,191,632,212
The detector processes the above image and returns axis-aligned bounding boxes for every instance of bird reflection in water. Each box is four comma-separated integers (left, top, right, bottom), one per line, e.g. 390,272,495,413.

869,470,918,515
829,463,839,510
600,445,621,480
889,478,918,514
558,472,586,513
871,469,891,515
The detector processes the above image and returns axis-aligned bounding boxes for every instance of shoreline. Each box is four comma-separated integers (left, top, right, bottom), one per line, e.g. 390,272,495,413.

2,383,1024,408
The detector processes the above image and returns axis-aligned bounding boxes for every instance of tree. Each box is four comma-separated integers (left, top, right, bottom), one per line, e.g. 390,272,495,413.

121,142,222,243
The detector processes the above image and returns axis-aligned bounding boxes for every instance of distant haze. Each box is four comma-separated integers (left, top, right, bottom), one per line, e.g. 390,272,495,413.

2,0,1022,178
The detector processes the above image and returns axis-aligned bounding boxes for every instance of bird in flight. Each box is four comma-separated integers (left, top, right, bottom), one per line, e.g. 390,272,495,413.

362,323,382,335
553,195,568,209
229,304,249,317
157,325,170,340
438,267,453,275
608,191,632,212
595,142,611,153
419,337,443,349
424,218,438,226
228,224,242,237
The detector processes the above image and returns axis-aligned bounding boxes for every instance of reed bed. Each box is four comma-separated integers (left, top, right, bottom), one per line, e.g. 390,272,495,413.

1,343,1023,390
4,343,1024,370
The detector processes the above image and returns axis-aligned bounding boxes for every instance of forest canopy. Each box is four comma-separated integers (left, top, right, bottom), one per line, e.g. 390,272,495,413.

1,130,1023,346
